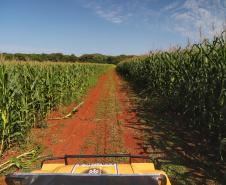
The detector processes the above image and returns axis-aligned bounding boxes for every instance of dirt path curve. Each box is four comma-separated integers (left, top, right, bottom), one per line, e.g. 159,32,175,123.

41,68,146,160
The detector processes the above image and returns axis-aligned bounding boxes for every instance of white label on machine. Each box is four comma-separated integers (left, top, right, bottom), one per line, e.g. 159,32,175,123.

71,164,118,174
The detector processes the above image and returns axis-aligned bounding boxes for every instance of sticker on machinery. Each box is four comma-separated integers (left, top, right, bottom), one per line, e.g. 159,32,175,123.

71,164,118,174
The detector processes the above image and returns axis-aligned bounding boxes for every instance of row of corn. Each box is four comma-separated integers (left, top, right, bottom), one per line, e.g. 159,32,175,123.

116,33,226,143
0,62,114,155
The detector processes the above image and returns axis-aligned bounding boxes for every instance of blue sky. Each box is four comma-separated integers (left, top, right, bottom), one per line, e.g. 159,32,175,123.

0,0,225,56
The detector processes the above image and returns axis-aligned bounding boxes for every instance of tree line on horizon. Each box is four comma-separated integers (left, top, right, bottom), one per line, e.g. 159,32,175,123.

1,52,135,64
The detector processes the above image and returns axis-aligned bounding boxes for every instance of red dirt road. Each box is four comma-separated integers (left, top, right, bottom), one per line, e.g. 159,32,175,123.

41,69,146,160
0,69,146,184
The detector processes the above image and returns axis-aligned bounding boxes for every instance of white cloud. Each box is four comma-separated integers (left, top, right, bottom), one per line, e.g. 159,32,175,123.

94,4,127,24
75,0,225,40
168,0,225,40
160,1,180,12
96,10,124,23
76,0,133,24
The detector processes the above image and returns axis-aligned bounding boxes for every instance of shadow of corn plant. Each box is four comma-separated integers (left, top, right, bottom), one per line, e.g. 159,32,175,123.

116,72,225,185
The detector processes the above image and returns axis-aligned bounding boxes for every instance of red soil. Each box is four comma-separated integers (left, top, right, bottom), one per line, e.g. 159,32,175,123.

41,69,145,159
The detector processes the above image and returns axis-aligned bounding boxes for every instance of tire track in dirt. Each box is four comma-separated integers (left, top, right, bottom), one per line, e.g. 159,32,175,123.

102,79,111,155
113,72,146,156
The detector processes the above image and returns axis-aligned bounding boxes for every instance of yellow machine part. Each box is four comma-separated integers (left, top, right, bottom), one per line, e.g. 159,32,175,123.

32,163,155,174
31,163,171,185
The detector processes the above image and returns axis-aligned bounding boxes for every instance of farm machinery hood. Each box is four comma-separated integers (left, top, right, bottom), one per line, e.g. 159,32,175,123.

5,154,171,185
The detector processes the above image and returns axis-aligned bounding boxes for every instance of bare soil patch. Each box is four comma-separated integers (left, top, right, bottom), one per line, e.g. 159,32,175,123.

37,69,145,159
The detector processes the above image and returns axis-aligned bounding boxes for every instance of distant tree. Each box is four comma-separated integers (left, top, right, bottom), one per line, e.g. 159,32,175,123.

1,52,134,64
4,53,13,60
106,56,117,64
14,53,26,61
69,54,77,62
55,53,64,61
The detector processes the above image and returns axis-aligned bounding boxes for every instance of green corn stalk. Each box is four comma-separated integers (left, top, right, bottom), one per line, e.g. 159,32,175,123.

0,62,114,155
0,144,48,173
116,33,226,143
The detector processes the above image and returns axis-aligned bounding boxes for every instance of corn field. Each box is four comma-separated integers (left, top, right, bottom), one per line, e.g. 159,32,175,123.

117,33,226,143
0,62,113,155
